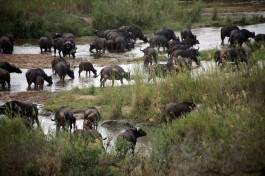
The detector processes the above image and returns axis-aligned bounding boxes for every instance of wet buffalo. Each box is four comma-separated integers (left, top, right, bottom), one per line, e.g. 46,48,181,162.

0,68,10,89
119,26,148,42
180,28,196,41
100,65,130,87
167,44,191,57
83,107,101,130
164,102,196,123
89,37,107,53
170,48,200,66
0,61,22,73
149,35,169,52
54,61,75,81
214,48,248,69
0,100,40,127
0,34,14,53
140,46,158,65
78,62,97,77
51,57,66,74
53,37,76,58
116,127,147,155
53,107,76,132
220,26,240,44
39,36,52,53
154,28,179,41
25,68,53,89
230,29,255,47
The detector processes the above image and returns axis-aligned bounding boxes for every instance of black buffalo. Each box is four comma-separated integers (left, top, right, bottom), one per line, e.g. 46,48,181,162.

25,68,53,89
100,65,130,87
180,28,196,41
51,57,66,74
78,62,97,77
83,107,101,130
119,26,148,43
164,102,196,123
254,34,265,42
154,28,179,41
0,61,22,73
170,48,200,66
116,127,146,155
89,37,107,53
149,35,169,52
53,37,76,58
39,36,52,53
53,107,76,132
0,100,40,127
0,34,14,53
230,29,255,47
54,61,75,81
214,48,248,69
167,44,191,57
220,26,240,44
0,68,10,88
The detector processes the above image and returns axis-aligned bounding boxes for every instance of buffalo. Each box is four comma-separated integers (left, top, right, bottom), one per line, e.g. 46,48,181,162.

140,46,158,65
229,29,255,47
0,100,40,127
53,107,76,132
25,68,53,89
180,28,197,41
149,35,169,52
0,68,10,89
53,36,76,58
89,37,107,53
167,44,191,57
115,127,147,155
100,65,130,87
83,107,101,130
39,36,52,53
164,102,197,123
220,26,240,44
0,61,22,73
78,62,97,77
0,34,14,54
214,48,248,69
147,64,173,82
51,57,66,74
119,26,148,43
254,34,265,42
170,47,200,66
54,61,75,81
154,28,179,41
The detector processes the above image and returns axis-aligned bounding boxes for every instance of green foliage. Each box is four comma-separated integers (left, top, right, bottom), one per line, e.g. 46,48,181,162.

211,6,219,21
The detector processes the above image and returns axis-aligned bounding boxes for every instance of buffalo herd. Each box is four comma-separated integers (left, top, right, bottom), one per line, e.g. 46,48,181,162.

0,24,264,154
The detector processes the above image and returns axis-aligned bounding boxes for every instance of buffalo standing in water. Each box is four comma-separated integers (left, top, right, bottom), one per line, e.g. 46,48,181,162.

53,107,76,132
25,68,53,89
100,65,130,87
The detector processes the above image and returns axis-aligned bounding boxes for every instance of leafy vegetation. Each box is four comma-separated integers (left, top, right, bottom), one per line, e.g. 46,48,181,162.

1,0,264,38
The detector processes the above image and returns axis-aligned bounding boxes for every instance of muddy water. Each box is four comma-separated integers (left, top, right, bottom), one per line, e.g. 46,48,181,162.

38,106,150,154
